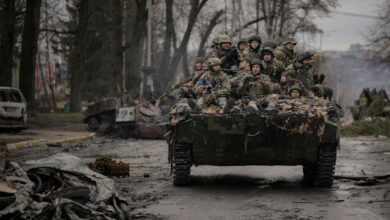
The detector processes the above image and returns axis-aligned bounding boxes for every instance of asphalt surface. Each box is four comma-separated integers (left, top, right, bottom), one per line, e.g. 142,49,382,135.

0,135,389,219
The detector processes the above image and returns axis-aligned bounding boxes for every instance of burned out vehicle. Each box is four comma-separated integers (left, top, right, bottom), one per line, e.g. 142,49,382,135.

0,87,27,130
83,97,167,138
166,96,340,187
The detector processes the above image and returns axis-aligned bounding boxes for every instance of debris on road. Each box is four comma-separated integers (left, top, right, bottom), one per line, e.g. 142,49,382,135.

0,153,130,219
88,157,130,177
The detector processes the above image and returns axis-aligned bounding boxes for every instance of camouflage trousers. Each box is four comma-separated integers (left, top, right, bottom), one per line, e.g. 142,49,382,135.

197,94,228,109
246,94,279,111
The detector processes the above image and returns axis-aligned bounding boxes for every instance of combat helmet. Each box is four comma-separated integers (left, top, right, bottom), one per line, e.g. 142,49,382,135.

250,58,263,70
239,54,251,63
208,58,222,66
195,57,205,64
237,38,247,47
296,53,311,64
289,85,302,96
262,40,277,49
261,47,274,58
249,35,262,44
219,35,232,44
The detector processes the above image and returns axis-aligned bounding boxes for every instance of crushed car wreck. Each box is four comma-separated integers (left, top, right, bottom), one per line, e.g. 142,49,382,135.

0,153,130,219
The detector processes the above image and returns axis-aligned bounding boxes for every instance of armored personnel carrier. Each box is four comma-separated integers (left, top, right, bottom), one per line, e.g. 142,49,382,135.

166,96,340,187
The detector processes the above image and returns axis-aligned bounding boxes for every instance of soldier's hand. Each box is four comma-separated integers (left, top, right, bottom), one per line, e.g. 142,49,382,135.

256,76,264,83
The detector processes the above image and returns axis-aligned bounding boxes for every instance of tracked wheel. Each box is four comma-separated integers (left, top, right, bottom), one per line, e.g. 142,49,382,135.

173,143,192,186
303,143,337,187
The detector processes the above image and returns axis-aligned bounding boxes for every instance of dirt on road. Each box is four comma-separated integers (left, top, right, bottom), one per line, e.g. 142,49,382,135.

0,135,389,220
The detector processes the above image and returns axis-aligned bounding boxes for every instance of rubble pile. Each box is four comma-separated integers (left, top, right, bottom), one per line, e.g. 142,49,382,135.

88,157,130,177
0,153,130,219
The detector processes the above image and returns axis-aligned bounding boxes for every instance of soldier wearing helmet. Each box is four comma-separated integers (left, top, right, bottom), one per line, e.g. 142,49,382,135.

274,36,297,68
288,85,302,98
229,55,252,98
208,36,220,58
216,35,239,71
285,52,313,90
236,38,247,57
243,35,262,60
182,57,206,88
261,47,286,85
194,58,231,109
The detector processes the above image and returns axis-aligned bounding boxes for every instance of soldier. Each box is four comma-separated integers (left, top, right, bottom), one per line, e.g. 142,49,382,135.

216,35,239,71
230,55,252,98
208,36,220,58
194,58,231,109
243,35,262,60
289,85,302,98
305,52,334,99
285,53,313,90
243,59,275,111
261,47,286,84
236,38,247,57
274,36,297,68
182,57,205,88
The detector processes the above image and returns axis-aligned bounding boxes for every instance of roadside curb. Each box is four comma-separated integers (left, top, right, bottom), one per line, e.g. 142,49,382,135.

50,132,96,145
1,132,96,152
1,139,47,152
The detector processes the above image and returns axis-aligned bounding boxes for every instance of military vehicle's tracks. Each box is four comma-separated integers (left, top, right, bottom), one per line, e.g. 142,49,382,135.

303,143,337,187
173,143,192,186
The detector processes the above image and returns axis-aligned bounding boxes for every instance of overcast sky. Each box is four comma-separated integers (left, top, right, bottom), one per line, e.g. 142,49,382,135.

308,0,384,51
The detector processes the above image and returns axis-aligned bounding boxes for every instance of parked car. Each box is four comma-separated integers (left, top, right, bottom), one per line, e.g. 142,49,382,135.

0,87,27,130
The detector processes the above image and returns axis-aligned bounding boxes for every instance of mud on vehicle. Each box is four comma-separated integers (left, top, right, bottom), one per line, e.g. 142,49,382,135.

166,96,340,187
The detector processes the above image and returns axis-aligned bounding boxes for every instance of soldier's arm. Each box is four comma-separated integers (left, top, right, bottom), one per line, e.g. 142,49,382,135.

194,76,206,95
274,50,285,62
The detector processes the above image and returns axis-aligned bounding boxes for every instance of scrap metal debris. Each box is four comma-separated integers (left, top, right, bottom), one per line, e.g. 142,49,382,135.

88,157,130,177
0,153,130,219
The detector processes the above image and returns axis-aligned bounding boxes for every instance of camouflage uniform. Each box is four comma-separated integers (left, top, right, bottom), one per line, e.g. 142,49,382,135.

261,47,286,83
243,35,262,60
194,58,231,109
274,37,297,68
216,35,239,71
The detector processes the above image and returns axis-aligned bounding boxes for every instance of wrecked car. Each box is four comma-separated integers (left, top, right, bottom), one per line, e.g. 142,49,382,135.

0,153,130,219
0,87,27,131
166,96,340,187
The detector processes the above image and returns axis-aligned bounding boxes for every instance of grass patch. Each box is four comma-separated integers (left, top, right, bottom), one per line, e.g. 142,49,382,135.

36,112,85,123
340,118,390,137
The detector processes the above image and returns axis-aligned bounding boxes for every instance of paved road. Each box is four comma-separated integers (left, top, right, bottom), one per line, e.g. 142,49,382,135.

1,136,389,219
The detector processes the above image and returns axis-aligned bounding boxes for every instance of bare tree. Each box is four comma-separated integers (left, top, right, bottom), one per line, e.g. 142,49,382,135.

367,0,390,62
196,9,224,57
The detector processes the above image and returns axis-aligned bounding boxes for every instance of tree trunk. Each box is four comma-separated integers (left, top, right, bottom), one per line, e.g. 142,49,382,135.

0,0,16,86
164,0,208,91
69,0,89,112
126,0,147,93
19,0,41,114
157,0,175,92
197,9,224,58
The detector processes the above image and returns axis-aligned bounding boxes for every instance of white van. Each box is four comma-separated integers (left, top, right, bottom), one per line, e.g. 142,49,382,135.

0,87,27,130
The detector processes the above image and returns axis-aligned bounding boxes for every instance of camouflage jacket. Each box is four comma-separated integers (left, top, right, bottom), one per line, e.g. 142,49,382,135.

285,63,313,89
217,47,239,70
262,59,286,83
194,70,231,97
239,73,274,98
243,47,262,60
274,45,296,68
